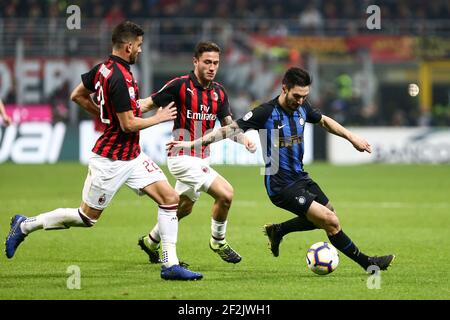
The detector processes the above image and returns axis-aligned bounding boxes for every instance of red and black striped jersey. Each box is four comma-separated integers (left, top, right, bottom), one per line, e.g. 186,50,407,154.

152,71,231,158
81,55,141,161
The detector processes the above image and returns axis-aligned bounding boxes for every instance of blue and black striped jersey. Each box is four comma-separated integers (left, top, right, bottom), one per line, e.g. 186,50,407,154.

236,97,322,196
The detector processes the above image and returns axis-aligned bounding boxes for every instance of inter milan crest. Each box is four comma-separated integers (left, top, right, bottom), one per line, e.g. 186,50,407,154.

296,196,306,205
243,111,253,121
299,117,305,126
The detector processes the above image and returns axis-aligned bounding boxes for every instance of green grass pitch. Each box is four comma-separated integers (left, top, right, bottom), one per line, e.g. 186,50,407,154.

0,163,449,300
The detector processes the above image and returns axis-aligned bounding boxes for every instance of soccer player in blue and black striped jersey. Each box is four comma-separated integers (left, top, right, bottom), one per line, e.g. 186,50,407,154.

168,67,395,272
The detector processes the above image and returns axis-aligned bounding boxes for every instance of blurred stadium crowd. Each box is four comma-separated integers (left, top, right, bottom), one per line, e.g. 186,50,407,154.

2,0,449,22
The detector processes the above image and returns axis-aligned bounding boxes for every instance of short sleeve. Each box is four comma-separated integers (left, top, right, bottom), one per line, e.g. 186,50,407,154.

217,88,232,120
81,63,102,92
304,100,322,123
236,103,273,132
152,78,182,107
109,71,132,113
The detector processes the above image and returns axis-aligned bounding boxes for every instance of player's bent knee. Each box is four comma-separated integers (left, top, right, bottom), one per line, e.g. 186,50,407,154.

218,194,233,209
317,208,339,234
326,214,340,234
79,204,102,225
79,207,99,227
228,185,234,198
222,187,234,204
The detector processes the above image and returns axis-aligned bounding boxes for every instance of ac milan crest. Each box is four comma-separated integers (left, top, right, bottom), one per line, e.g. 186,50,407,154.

98,194,106,205
201,166,210,174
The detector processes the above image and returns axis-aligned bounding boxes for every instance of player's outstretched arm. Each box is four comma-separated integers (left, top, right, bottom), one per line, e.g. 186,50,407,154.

137,96,157,113
220,116,256,153
319,115,371,153
117,102,176,133
166,121,242,153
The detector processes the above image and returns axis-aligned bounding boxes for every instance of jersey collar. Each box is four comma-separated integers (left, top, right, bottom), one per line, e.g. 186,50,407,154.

109,55,131,71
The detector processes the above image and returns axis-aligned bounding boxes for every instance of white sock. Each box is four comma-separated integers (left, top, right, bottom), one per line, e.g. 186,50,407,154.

147,224,161,249
211,218,227,245
20,208,96,234
158,204,179,267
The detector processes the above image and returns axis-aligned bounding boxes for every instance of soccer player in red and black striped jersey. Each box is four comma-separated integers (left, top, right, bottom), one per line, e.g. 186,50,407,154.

5,21,202,280
138,42,256,264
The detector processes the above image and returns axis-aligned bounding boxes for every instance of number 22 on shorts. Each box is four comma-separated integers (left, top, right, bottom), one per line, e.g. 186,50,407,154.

143,160,161,173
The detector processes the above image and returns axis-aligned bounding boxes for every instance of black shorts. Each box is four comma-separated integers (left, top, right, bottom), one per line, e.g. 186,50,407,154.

269,178,329,216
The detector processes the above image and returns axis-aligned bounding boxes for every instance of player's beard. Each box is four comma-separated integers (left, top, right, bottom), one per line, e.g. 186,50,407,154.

285,95,299,110
129,51,139,65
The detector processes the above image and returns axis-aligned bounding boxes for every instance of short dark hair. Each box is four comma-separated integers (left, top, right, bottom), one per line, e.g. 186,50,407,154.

194,41,221,58
282,67,312,90
112,21,144,49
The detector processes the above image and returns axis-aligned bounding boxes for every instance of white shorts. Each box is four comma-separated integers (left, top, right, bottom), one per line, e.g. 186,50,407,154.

82,152,167,210
167,155,219,202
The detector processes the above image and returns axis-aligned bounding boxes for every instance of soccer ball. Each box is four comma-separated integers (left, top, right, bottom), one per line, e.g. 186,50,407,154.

306,242,339,275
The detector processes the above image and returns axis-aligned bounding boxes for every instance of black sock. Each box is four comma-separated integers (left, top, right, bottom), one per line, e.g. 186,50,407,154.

328,229,370,270
278,216,317,237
